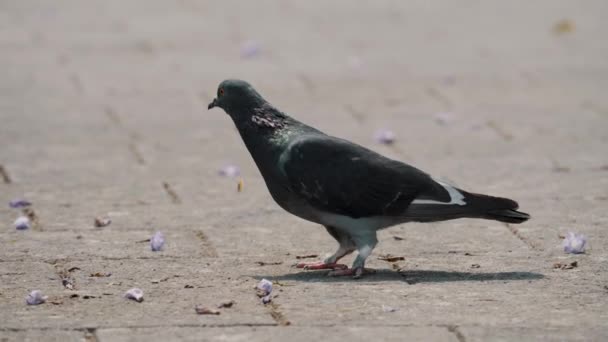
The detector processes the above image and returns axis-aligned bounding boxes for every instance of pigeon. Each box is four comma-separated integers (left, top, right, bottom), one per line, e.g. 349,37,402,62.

208,79,530,278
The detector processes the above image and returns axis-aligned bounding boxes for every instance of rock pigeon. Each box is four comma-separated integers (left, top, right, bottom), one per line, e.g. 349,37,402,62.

208,79,530,278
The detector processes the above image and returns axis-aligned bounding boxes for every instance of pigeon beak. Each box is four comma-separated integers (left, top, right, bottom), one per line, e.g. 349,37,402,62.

208,98,217,110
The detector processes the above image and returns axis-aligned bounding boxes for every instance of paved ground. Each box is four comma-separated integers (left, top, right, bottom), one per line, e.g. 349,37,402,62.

1,1,607,341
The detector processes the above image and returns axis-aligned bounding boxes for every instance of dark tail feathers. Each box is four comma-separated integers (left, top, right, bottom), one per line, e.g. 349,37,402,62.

463,191,530,224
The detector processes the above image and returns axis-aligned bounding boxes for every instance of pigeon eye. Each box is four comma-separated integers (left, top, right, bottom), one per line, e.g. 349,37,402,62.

218,88,225,97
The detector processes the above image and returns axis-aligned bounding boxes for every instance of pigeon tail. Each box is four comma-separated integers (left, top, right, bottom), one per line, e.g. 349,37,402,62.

404,189,530,224
461,191,530,224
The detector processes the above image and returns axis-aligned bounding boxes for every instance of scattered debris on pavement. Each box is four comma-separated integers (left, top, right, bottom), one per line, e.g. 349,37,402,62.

553,261,578,270
195,305,220,315
94,217,111,228
57,269,76,290
22,207,41,230
255,261,283,266
295,254,318,259
90,272,112,277
9,199,32,208
378,254,405,262
217,300,236,309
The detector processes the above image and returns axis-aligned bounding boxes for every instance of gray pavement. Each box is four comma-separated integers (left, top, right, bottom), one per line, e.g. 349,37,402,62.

1,1,607,341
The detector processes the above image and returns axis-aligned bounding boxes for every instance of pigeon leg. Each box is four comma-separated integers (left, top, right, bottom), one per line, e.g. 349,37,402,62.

296,226,355,270
328,231,378,279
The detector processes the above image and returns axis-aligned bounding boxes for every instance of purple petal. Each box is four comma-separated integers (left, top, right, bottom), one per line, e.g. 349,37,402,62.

124,288,144,302
26,290,47,305
240,40,260,59
218,165,240,178
150,231,165,252
382,305,398,312
373,129,396,145
434,112,455,126
563,232,587,254
257,278,272,295
9,199,32,209
14,216,30,230
347,56,363,70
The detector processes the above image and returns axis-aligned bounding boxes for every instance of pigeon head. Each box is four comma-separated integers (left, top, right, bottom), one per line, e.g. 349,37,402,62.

208,79,266,115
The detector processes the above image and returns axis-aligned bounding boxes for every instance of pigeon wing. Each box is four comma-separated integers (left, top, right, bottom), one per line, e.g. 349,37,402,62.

279,135,440,218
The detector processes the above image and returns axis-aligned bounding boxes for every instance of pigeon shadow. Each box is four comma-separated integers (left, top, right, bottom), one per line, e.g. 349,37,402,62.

253,269,544,284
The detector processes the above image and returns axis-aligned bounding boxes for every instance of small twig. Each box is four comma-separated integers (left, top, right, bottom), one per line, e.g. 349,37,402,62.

0,164,12,184
486,120,513,141
162,181,182,204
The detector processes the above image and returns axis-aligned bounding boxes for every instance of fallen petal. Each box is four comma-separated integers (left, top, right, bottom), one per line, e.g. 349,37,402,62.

256,278,273,296
563,232,587,254
14,216,31,230
240,40,260,59
26,290,47,305
434,112,455,126
373,129,396,145
295,254,318,259
218,165,240,178
150,231,165,251
124,288,144,302
9,199,32,208
261,294,272,304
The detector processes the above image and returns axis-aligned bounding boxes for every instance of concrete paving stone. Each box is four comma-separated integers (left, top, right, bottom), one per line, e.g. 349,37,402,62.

95,326,457,342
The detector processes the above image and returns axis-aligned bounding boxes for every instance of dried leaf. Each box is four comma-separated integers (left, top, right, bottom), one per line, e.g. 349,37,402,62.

378,254,405,262
94,217,112,228
195,305,220,315
217,300,236,308
295,254,318,259
553,19,575,35
90,272,112,277
553,261,578,270
255,261,283,266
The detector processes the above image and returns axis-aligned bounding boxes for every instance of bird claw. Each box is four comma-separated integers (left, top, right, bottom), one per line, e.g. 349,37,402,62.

327,267,376,279
295,261,348,270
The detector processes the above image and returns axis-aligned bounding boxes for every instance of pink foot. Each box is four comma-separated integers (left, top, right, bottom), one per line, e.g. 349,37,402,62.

295,261,348,270
328,267,376,279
